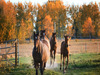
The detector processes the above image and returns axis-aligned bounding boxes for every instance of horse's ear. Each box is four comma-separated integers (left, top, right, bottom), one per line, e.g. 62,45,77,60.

44,29,46,33
64,34,65,37
40,30,42,33
33,32,35,39
54,32,56,35
44,29,46,32
45,29,47,35
34,32,36,36
40,30,42,35
37,31,39,36
52,33,54,36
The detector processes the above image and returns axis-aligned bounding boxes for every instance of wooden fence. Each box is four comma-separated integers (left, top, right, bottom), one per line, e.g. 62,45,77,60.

0,39,19,67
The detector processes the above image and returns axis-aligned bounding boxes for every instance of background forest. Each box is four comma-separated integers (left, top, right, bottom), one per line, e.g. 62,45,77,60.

0,0,100,42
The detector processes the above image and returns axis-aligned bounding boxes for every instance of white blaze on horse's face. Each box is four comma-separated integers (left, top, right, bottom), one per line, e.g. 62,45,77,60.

35,36,37,40
43,33,45,36
35,36,39,48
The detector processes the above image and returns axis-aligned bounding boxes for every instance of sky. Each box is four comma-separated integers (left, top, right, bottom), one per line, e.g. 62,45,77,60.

5,0,100,6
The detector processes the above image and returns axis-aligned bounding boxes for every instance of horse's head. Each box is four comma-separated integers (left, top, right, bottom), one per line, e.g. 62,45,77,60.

40,30,46,39
52,33,56,43
64,35,69,43
34,32,40,48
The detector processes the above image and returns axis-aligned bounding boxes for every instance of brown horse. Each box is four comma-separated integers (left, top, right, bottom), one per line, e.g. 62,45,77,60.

32,32,50,75
50,33,57,65
60,35,70,73
40,30,50,51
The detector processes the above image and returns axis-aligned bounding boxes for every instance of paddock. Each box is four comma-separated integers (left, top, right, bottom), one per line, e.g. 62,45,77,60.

0,39,100,75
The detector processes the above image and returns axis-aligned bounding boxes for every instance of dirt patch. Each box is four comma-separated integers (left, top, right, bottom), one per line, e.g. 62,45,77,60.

46,62,58,69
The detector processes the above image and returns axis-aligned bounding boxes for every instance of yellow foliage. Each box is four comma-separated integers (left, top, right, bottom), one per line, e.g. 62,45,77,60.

66,25,73,36
18,19,26,42
43,15,54,38
82,17,95,36
0,0,16,42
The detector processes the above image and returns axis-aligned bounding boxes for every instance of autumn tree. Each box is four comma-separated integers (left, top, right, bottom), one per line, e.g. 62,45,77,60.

43,15,53,38
47,0,67,37
36,4,47,32
68,5,82,38
95,18,100,37
66,25,73,36
18,19,26,43
15,2,24,39
15,2,36,42
81,2,100,37
0,0,16,42
24,2,35,40
36,0,67,38
92,3,100,37
82,17,95,38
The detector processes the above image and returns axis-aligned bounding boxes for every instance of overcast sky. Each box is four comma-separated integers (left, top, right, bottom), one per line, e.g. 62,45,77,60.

5,0,100,5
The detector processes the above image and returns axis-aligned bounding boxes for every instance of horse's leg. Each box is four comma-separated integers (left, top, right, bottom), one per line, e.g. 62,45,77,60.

54,49,56,62
60,53,62,70
35,63,39,75
65,54,69,70
50,50,53,66
40,62,44,75
63,57,66,73
36,68,38,75
52,49,56,66
44,62,46,70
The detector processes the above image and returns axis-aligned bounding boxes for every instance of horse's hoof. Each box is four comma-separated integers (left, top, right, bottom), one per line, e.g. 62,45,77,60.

65,68,67,70
63,70,66,73
60,67,61,70
50,64,52,66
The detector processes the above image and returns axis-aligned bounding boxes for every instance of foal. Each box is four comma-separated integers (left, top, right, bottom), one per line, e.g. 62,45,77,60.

50,33,57,65
60,35,69,73
32,32,50,75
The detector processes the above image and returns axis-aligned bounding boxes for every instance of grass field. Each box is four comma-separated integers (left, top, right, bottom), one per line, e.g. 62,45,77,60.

0,39,100,75
0,53,100,75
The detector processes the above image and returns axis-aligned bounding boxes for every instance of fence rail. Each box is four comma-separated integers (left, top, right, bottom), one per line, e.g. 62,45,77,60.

0,39,19,67
0,46,15,49
69,42,100,54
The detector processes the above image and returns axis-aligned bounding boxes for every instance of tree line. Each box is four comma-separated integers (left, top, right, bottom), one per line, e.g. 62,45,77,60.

0,0,100,42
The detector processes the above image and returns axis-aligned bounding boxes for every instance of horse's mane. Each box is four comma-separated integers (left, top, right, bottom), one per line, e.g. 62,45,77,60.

41,39,49,48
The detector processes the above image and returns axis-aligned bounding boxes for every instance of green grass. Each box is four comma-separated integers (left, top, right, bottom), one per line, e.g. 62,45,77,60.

67,53,100,75
0,53,100,75
19,57,32,64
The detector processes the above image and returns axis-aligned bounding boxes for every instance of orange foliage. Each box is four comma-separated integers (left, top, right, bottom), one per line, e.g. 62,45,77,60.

66,25,73,36
82,17,95,36
98,25,100,36
43,15,54,38
0,0,16,42
18,19,26,42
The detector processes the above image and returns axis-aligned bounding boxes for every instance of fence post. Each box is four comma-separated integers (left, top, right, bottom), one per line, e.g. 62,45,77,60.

98,42,99,53
6,42,8,66
15,40,17,66
0,46,1,52
18,39,19,65
85,43,87,53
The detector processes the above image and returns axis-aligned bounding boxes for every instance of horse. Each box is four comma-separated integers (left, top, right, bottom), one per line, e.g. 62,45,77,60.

40,30,50,51
32,32,50,75
50,33,57,65
60,35,70,73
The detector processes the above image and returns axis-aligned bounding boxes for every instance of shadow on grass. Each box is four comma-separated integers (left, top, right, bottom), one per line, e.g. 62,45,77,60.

0,64,35,75
69,59,100,69
0,53,100,75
